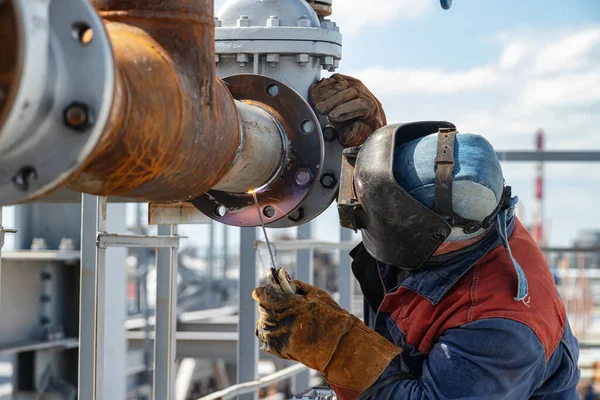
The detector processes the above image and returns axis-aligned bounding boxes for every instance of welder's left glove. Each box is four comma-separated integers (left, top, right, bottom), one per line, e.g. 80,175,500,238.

252,281,401,398
309,74,387,147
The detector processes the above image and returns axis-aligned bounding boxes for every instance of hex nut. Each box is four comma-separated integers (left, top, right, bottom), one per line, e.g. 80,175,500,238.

237,53,250,67
263,205,276,218
321,19,335,30
267,16,280,27
297,15,312,27
214,17,222,27
237,15,251,27
296,54,310,66
266,53,280,67
321,56,334,67
322,126,339,142
289,208,304,222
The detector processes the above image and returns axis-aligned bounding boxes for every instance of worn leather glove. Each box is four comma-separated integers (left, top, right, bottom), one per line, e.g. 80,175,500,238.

252,280,401,398
309,74,387,147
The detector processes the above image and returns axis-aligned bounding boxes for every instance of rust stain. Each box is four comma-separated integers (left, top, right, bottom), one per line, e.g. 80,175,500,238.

0,0,20,130
67,0,240,201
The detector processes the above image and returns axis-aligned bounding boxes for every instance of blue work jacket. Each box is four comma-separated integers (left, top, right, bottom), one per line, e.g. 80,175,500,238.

350,214,581,399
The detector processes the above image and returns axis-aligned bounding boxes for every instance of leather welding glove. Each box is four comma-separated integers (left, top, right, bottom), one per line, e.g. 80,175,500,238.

309,74,387,147
252,280,401,398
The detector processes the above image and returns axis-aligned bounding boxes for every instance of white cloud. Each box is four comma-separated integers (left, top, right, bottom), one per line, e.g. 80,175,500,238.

346,26,600,149
341,26,600,246
332,0,434,36
351,66,504,95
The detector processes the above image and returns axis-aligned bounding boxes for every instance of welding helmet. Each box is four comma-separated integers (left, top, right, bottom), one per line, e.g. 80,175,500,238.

338,122,511,270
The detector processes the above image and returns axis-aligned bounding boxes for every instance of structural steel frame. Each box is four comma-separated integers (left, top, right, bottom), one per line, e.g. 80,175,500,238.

13,149,586,400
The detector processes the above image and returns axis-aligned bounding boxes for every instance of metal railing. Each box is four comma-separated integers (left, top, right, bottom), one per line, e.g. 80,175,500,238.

198,364,308,400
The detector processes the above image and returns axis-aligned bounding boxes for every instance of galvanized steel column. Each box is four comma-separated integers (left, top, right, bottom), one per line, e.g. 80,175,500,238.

238,227,259,400
154,224,179,400
295,223,314,391
78,195,99,400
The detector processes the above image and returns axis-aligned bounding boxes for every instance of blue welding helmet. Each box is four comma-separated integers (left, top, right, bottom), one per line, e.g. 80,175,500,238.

338,122,511,270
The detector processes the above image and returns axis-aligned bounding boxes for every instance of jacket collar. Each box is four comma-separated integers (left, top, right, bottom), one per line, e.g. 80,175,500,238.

389,208,517,305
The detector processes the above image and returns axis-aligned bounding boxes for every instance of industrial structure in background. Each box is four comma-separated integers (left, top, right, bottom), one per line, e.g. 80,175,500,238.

1,0,600,399
532,129,546,247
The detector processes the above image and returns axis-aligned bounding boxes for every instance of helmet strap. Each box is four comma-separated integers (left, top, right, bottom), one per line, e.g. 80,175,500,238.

433,128,512,235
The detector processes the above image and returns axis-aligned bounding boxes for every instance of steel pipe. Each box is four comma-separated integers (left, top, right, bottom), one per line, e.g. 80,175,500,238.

212,101,286,193
0,0,344,229
67,0,241,201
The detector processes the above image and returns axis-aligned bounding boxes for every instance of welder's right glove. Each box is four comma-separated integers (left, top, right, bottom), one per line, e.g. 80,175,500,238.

309,74,387,147
252,280,401,400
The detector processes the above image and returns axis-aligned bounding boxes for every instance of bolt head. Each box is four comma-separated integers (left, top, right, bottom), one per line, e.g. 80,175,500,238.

295,168,313,185
320,174,337,189
64,102,93,131
263,205,276,218
322,126,339,142
12,166,38,192
297,15,312,27
289,208,304,222
300,120,315,134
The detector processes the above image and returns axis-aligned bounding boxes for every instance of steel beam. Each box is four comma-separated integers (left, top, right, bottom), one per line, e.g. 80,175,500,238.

496,151,600,162
98,233,182,249
126,332,280,363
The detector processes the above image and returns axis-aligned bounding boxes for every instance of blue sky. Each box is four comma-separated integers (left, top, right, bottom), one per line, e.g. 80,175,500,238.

2,0,599,252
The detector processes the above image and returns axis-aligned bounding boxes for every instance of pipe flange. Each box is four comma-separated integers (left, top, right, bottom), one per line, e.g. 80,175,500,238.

0,0,114,205
191,74,338,228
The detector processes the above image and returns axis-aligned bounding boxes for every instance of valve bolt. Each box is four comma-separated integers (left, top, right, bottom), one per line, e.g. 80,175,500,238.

320,174,337,188
12,166,38,192
323,126,339,142
295,169,313,185
289,208,304,222
263,205,275,218
64,102,93,131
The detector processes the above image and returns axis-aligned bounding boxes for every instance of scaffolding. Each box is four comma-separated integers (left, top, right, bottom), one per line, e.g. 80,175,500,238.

1,149,587,400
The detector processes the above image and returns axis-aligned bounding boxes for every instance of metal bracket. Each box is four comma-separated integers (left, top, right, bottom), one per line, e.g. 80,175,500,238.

148,201,211,225
97,233,185,249
0,227,17,248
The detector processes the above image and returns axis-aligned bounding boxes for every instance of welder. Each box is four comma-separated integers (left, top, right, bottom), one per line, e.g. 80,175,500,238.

252,74,581,399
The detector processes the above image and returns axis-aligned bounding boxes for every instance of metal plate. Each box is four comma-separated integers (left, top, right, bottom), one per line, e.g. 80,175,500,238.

191,74,327,228
0,0,114,205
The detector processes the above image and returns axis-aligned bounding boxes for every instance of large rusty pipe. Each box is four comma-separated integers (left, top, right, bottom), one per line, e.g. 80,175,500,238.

66,0,243,201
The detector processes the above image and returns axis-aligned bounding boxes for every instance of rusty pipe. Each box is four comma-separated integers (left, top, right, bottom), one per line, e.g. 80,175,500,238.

66,0,242,201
